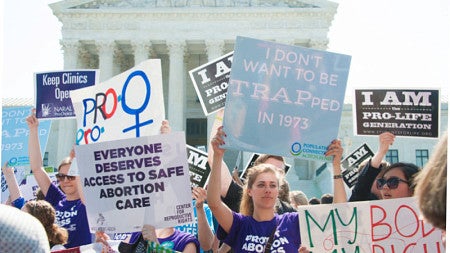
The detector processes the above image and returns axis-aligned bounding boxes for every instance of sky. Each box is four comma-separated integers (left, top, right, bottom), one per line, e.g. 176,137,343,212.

1,0,449,103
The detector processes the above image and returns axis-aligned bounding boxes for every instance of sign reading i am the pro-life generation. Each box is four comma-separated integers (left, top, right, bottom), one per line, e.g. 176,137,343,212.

70,60,165,145
74,132,193,233
354,89,440,138
35,70,99,119
341,143,374,188
298,197,444,252
222,36,351,161
189,52,233,116
186,145,210,189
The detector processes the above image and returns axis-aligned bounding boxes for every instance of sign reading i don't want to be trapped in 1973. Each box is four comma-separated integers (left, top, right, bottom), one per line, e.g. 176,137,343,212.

354,89,440,138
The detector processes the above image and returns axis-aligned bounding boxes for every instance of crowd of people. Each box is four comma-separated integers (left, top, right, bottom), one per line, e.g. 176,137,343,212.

0,108,447,252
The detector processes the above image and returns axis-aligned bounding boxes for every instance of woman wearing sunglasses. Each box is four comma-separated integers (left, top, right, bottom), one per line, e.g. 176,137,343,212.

376,162,420,199
27,109,92,249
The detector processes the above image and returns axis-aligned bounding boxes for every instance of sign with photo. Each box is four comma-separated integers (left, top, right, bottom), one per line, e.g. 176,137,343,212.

74,132,193,233
186,145,210,188
189,52,233,116
341,143,374,188
222,36,351,161
298,197,444,252
240,153,291,179
71,60,164,145
35,70,98,119
354,89,440,138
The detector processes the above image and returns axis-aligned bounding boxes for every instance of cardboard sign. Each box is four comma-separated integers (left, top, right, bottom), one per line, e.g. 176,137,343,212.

298,197,444,252
186,145,211,188
35,70,99,119
354,89,440,138
189,52,233,116
74,132,193,233
70,59,165,145
341,143,374,188
222,36,351,161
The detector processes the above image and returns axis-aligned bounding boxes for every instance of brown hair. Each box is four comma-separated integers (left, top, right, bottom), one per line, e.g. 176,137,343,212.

414,131,447,230
23,200,69,246
290,190,309,207
254,154,285,173
239,164,281,216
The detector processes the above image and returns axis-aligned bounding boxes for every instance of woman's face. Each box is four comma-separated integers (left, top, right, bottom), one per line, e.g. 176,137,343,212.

379,167,412,199
248,172,279,210
57,164,80,196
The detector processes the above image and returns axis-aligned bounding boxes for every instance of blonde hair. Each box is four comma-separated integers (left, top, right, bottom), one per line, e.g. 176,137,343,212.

414,131,447,230
290,190,309,207
239,164,281,216
58,157,72,172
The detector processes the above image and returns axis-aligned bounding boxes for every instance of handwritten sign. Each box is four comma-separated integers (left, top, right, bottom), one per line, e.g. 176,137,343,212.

298,197,444,252
222,36,351,161
354,89,440,138
189,52,233,116
1,106,51,202
186,145,210,188
35,70,99,119
70,60,164,145
341,143,374,188
74,132,193,233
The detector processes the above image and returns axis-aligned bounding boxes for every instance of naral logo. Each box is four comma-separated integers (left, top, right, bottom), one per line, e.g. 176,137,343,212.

290,142,302,156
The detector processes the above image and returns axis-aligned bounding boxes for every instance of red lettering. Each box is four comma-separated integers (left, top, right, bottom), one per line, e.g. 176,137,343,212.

371,205,392,241
395,205,419,238
101,88,118,119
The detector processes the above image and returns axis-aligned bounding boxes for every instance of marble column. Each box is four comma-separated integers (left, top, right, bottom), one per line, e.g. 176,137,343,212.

167,40,186,131
132,40,152,66
57,40,80,165
204,40,225,147
96,40,116,81
60,39,79,69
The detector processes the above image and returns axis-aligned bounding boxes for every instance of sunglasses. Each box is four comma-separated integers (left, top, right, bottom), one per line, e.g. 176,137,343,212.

376,177,409,190
55,173,76,181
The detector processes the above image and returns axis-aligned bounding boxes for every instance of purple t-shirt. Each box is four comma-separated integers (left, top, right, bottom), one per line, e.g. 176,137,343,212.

218,212,301,253
159,229,200,252
45,183,92,248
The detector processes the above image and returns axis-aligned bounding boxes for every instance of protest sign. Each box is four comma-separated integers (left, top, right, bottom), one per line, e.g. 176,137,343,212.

189,52,233,115
222,36,351,161
354,89,440,138
74,132,193,233
35,70,99,119
186,145,210,188
240,153,291,179
70,59,164,145
341,143,374,188
298,197,444,252
1,106,51,202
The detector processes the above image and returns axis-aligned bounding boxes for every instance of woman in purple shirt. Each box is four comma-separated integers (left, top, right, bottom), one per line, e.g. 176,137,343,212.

207,127,343,253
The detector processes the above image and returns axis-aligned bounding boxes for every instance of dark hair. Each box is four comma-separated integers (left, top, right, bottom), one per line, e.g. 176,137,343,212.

379,162,421,192
320,193,333,204
309,197,320,205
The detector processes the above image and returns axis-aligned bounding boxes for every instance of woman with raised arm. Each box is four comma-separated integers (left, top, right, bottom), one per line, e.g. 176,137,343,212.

26,109,91,248
207,126,318,253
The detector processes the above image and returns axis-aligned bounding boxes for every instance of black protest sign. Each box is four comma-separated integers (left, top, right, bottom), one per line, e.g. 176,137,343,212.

354,89,440,138
189,52,233,116
186,145,210,188
341,143,374,188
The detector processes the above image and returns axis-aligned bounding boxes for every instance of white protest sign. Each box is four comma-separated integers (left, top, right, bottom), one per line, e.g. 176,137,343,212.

298,197,444,252
70,59,165,145
74,132,194,233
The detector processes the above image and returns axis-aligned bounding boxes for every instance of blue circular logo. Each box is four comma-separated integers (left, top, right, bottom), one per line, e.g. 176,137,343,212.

290,142,302,156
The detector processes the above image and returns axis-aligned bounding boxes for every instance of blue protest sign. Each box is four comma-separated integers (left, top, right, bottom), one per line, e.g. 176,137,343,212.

222,36,351,161
35,70,99,119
